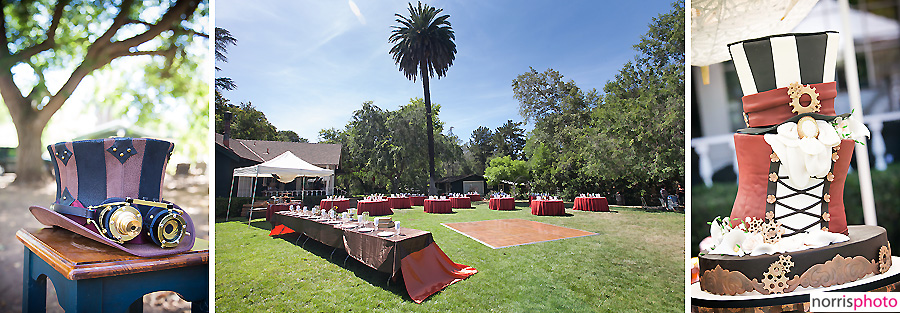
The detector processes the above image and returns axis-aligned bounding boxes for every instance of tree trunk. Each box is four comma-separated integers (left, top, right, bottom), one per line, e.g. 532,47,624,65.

422,71,437,196
10,105,51,186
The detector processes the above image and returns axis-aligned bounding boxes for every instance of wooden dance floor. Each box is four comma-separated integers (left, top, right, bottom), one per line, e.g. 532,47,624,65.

442,219,597,249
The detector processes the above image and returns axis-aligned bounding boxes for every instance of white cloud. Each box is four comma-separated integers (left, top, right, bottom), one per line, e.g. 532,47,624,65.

348,0,366,25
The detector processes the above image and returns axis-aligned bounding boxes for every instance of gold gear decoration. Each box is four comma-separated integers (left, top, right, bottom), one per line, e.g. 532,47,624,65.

787,82,821,114
761,262,790,294
879,245,891,274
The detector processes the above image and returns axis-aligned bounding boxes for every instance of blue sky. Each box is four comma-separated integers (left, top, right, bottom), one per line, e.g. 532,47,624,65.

215,0,677,142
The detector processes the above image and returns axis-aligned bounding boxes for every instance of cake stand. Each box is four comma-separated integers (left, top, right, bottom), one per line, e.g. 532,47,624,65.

691,256,900,312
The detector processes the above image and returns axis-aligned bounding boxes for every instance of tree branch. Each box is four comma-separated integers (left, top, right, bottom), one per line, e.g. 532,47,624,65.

37,0,200,125
114,0,201,51
5,0,70,65
126,18,208,38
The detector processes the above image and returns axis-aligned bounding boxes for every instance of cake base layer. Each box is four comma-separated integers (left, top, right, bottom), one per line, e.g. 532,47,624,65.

691,258,900,310
699,225,892,295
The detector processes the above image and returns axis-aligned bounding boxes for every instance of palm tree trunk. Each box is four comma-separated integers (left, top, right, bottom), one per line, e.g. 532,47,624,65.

422,69,437,196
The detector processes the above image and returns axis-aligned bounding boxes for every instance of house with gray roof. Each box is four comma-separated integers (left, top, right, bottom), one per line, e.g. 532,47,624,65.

215,133,342,197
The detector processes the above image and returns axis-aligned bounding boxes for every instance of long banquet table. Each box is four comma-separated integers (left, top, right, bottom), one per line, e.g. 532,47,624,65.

488,197,515,211
356,199,393,216
573,197,610,212
266,204,291,222
269,211,476,303
530,199,566,216
320,199,350,212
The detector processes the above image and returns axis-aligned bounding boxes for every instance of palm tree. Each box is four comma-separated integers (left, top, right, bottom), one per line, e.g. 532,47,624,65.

389,2,456,195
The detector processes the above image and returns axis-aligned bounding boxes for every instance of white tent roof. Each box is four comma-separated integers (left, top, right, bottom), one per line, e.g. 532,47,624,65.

793,0,900,44
232,151,334,183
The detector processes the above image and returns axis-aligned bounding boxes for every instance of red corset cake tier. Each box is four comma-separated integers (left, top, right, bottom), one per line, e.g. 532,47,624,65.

697,32,893,296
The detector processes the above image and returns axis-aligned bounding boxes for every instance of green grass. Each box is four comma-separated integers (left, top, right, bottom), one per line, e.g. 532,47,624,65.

215,202,684,312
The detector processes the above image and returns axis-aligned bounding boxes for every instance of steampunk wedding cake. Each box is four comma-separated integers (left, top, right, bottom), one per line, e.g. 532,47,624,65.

698,32,892,296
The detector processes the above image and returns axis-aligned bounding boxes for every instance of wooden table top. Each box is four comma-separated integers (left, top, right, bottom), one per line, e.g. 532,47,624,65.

17,227,209,281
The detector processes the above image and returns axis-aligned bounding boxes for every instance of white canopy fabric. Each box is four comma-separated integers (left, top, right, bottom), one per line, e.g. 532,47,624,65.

232,151,333,183
793,0,900,45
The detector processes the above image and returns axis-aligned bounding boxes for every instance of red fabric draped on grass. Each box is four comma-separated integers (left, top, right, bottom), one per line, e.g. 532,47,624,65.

401,242,477,303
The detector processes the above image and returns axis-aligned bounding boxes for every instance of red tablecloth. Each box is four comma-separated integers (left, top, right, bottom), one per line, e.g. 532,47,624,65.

573,197,610,212
357,200,393,216
388,197,411,209
449,197,471,209
266,204,292,221
488,197,515,211
319,199,350,212
424,199,453,213
466,194,482,202
409,196,426,206
530,200,565,216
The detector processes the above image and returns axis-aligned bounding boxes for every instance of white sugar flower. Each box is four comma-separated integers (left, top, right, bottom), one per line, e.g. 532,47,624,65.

764,119,841,187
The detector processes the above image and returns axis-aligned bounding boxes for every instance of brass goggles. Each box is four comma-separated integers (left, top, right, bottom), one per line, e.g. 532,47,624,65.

83,198,186,248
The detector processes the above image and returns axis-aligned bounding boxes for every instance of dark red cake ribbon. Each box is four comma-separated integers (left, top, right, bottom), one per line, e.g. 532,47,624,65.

742,81,837,128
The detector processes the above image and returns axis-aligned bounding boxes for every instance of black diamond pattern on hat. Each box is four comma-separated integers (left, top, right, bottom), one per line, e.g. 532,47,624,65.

54,143,72,166
60,188,75,206
107,139,137,164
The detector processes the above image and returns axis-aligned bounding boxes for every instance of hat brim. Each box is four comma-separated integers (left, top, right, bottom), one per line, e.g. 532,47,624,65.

737,112,851,135
29,205,196,257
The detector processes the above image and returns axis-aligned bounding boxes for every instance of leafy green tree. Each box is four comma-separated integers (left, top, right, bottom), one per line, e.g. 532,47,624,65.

322,99,461,195
276,130,307,142
389,1,456,195
511,2,684,198
484,155,529,188
215,27,237,92
2,0,206,185
468,126,494,175
591,1,684,188
224,102,277,141
493,119,526,160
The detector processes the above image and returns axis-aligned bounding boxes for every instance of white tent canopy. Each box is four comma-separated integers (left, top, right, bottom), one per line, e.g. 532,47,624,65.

226,151,334,224
233,151,333,182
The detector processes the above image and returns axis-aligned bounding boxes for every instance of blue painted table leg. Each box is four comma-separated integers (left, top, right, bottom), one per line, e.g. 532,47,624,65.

22,248,47,313
22,249,207,313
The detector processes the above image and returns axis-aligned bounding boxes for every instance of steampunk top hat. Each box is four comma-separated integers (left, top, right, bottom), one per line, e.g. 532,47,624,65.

30,137,195,257
728,31,841,128
725,32,871,237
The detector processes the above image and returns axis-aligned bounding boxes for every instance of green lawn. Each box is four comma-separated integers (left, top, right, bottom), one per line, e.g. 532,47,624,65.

215,202,684,312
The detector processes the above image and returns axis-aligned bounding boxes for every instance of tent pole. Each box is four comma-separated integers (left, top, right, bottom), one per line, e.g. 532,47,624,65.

248,167,259,226
839,0,877,225
225,174,236,222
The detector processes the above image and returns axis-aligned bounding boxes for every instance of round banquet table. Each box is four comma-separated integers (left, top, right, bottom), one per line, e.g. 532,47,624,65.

388,197,411,209
424,199,453,213
530,200,565,216
266,204,291,221
319,199,350,213
449,197,471,209
466,194,482,202
573,197,610,212
409,196,426,206
356,200,393,216
488,197,515,211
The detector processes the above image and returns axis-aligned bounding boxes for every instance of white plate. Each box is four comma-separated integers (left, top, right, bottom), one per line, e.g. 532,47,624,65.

377,231,395,237
324,220,342,224
339,223,358,229
357,227,375,232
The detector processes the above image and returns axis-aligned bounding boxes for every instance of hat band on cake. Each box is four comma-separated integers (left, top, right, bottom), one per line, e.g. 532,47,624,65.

742,81,837,128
